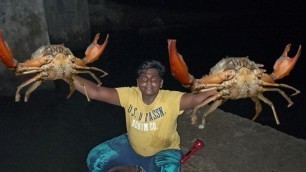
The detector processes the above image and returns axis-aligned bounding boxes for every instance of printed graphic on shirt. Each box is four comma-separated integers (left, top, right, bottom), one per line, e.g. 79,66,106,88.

128,104,165,131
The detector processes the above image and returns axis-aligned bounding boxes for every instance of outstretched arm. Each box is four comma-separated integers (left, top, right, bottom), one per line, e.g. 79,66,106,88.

180,90,218,110
73,76,121,106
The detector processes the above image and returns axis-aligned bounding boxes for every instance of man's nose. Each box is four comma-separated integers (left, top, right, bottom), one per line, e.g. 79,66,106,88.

146,79,152,84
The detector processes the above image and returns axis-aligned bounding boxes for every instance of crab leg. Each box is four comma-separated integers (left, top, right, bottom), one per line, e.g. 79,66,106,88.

257,93,280,125
271,44,302,80
0,30,17,68
262,87,294,108
73,64,108,78
24,80,42,102
15,74,43,102
70,70,106,101
251,97,263,122
70,76,91,102
260,81,300,96
199,99,224,129
84,33,109,64
65,78,77,100
168,39,194,86
75,70,103,87
189,88,220,124
15,67,44,75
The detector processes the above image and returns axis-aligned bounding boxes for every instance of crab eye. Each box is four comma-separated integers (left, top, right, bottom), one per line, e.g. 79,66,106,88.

70,56,76,63
254,69,262,77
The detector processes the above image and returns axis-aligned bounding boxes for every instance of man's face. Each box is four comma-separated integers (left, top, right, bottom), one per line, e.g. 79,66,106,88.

137,68,163,97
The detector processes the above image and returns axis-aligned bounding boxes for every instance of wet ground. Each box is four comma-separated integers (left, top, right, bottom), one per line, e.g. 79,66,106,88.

1,23,306,171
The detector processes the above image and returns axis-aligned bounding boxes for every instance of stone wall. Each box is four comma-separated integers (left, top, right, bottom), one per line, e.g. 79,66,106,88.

0,0,50,97
88,0,219,35
44,0,91,50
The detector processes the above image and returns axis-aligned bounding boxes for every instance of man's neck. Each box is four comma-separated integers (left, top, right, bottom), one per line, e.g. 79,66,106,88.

142,94,157,105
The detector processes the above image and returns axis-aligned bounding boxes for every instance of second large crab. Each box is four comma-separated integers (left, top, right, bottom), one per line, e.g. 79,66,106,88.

168,40,301,129
0,30,109,102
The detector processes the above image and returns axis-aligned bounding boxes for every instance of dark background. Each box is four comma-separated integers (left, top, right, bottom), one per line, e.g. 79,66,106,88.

1,1,305,171
89,0,306,139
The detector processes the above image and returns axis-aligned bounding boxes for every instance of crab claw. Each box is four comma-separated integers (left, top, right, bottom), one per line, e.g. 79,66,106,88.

271,44,302,80
0,30,17,69
83,33,109,64
168,39,194,86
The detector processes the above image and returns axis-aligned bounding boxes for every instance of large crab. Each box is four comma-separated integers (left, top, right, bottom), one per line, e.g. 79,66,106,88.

0,30,109,102
168,39,301,129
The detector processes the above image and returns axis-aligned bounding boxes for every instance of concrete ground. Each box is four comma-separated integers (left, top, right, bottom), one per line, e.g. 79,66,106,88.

179,107,306,172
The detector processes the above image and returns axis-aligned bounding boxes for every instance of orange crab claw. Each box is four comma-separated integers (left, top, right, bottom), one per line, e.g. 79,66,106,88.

84,33,109,64
0,30,17,68
168,39,194,86
271,44,302,80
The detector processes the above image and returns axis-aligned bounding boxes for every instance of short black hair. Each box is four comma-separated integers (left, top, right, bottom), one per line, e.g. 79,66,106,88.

137,60,165,78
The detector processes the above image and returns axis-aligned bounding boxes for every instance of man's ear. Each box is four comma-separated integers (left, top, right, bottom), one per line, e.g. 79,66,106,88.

136,79,139,86
160,79,164,88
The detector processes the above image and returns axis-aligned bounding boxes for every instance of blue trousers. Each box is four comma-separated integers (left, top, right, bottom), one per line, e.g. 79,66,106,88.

87,134,183,172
